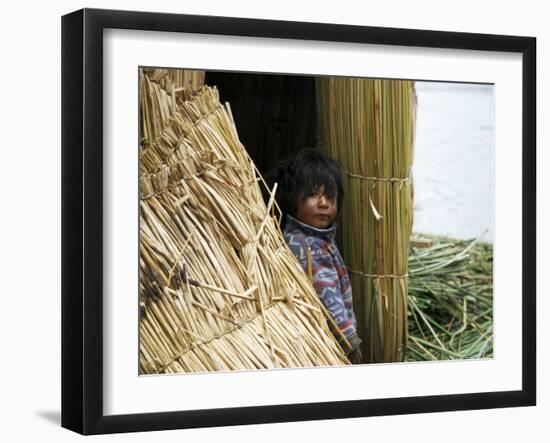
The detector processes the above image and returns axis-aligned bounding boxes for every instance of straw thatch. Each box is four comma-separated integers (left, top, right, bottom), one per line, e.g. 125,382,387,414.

316,78,416,363
140,68,205,143
165,68,206,91
139,70,349,374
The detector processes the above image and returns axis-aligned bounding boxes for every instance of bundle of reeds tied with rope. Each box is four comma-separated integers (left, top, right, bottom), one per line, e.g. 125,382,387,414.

139,69,349,373
316,78,416,363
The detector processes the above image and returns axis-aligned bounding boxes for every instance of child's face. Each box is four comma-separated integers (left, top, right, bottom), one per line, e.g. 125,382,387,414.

296,185,337,229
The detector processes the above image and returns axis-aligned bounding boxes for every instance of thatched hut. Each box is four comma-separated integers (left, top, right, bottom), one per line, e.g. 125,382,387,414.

139,69,349,373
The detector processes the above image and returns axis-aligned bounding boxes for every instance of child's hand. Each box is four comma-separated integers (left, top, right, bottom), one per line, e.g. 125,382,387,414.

348,346,363,365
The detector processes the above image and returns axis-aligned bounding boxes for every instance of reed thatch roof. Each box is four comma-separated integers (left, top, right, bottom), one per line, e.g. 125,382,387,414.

139,69,349,374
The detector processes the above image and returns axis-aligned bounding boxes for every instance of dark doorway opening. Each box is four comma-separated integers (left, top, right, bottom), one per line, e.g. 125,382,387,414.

205,71,317,176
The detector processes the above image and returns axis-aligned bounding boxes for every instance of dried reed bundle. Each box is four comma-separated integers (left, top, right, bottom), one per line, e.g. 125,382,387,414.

139,68,205,144
166,68,205,91
316,78,416,362
139,70,349,373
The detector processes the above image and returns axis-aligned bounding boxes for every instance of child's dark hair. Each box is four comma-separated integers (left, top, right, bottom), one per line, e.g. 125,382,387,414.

268,148,344,219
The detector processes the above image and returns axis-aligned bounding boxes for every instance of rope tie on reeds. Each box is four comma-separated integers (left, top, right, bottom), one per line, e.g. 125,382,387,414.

344,170,410,185
348,268,408,279
140,84,208,145
140,159,241,200
141,102,224,170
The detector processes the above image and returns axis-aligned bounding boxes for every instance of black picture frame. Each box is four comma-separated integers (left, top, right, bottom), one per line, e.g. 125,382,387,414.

61,8,536,435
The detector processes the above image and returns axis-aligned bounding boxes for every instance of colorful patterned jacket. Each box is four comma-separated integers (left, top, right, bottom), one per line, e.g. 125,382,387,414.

283,215,361,354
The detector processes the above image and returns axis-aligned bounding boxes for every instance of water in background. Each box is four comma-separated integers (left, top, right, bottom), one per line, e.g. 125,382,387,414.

412,81,494,243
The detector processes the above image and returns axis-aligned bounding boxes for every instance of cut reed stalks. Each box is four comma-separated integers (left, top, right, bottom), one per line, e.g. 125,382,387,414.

407,234,493,361
139,68,205,147
139,69,349,374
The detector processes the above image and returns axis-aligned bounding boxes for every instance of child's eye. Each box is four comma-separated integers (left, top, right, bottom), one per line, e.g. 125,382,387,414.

306,189,318,197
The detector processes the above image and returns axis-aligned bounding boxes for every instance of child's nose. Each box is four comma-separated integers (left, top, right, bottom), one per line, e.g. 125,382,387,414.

318,195,328,207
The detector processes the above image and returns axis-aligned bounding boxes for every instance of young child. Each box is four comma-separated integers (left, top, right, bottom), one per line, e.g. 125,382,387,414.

270,148,362,364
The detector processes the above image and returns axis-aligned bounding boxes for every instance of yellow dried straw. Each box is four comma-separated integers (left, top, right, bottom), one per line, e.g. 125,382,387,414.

139,67,205,147
139,69,349,373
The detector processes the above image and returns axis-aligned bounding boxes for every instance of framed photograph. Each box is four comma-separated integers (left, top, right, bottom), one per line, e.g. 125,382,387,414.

61,8,536,435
